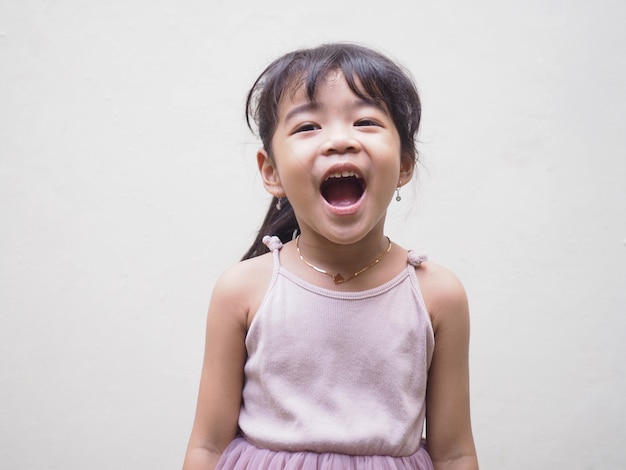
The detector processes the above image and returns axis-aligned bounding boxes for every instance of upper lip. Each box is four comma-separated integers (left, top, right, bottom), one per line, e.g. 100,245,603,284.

321,163,365,183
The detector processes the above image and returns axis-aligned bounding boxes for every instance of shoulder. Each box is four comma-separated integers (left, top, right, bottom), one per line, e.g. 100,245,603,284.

210,251,275,328
414,261,469,331
216,251,274,291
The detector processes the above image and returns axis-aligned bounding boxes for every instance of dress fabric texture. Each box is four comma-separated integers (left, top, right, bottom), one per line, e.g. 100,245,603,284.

217,236,435,469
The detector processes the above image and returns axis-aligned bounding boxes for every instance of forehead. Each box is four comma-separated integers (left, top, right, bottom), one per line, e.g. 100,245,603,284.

277,71,382,120
283,71,348,102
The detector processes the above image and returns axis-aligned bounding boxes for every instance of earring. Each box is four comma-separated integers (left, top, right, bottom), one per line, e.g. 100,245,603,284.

395,186,402,202
275,196,282,211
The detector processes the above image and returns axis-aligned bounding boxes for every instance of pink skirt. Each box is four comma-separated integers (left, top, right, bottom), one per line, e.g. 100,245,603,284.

216,437,434,470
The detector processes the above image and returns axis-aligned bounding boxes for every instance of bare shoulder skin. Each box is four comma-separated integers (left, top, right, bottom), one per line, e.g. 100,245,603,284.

182,253,274,470
416,262,479,470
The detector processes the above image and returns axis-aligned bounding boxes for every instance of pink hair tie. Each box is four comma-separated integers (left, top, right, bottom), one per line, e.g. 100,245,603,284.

407,250,428,266
262,235,283,252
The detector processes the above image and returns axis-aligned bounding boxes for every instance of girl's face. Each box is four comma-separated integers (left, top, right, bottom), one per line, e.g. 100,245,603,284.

258,72,412,246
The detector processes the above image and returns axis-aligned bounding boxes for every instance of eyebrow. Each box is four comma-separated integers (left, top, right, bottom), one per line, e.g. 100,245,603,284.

284,102,321,122
283,99,385,123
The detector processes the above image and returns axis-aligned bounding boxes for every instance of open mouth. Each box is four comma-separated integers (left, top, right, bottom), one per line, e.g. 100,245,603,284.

320,171,366,207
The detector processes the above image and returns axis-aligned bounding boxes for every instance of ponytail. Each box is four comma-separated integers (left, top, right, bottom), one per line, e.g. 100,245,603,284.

241,197,300,260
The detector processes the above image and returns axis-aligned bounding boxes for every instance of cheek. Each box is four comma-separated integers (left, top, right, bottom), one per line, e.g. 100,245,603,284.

274,141,316,174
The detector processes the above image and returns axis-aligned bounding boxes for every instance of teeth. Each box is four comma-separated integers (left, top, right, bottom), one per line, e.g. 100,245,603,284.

326,171,360,180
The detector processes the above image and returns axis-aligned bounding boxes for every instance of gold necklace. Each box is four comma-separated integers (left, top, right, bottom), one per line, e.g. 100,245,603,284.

295,235,392,285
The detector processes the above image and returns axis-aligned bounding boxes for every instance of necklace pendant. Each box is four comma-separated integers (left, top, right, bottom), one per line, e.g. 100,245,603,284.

333,273,346,285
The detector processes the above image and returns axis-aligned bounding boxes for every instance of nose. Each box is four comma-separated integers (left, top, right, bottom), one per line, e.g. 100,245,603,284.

321,126,361,155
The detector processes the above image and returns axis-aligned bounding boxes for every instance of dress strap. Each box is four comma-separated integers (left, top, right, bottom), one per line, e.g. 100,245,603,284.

262,235,283,252
407,250,428,267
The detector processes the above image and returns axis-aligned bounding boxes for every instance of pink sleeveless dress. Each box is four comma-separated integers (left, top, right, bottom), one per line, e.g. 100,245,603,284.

217,236,435,469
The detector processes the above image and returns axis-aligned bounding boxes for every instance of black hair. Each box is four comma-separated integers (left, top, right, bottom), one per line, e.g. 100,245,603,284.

241,43,421,260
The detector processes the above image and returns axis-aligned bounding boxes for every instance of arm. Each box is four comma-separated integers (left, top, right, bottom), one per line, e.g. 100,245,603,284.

182,264,251,470
419,264,478,470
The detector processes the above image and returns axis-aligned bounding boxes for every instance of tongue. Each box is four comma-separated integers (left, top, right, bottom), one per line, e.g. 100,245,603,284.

322,178,362,207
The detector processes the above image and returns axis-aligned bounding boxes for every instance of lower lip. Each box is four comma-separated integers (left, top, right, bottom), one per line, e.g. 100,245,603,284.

323,193,365,216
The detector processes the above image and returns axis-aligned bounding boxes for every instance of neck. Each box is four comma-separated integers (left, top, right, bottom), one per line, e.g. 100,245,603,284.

295,231,391,276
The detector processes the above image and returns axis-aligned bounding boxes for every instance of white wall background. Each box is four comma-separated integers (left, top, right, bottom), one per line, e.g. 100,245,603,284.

2,1,625,469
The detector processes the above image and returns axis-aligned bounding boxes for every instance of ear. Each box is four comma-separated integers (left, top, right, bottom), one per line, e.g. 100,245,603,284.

398,158,415,187
257,149,285,197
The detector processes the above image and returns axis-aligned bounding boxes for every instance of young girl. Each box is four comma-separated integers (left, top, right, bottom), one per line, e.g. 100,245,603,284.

183,43,478,470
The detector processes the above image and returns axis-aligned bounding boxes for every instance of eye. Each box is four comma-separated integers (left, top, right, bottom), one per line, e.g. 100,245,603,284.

354,118,382,127
292,122,320,134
